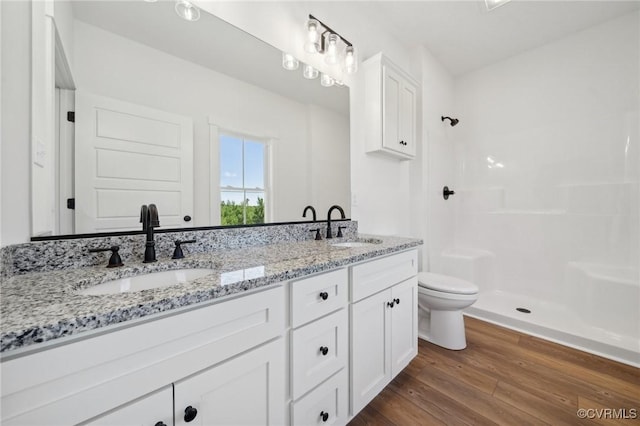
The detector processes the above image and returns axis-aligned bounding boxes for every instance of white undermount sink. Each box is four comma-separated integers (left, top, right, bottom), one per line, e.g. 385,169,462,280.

78,268,215,295
330,238,383,248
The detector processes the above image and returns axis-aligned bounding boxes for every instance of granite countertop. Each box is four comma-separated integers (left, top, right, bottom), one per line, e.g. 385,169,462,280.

0,235,421,355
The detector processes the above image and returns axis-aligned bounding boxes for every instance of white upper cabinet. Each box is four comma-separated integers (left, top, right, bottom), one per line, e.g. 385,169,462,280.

364,53,419,160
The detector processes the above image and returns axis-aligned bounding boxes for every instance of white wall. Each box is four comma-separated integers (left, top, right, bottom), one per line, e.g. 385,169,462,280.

72,20,348,227
307,104,350,215
451,11,639,298
1,1,32,246
418,47,456,273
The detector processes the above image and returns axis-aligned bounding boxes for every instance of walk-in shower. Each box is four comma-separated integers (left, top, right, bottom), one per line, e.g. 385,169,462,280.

429,11,639,366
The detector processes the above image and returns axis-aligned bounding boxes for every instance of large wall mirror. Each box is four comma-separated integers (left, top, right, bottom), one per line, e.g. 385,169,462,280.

32,0,350,238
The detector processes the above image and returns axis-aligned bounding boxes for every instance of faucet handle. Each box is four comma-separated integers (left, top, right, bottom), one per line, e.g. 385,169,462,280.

337,226,346,238
310,229,322,241
172,239,197,259
89,246,124,268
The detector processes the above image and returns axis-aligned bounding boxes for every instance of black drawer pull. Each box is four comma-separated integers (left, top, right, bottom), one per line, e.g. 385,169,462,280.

319,291,329,300
394,298,400,305
320,411,329,422
319,346,329,356
387,301,395,308
184,406,197,422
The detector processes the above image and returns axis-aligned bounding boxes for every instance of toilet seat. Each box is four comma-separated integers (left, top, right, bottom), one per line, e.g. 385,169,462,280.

417,272,478,295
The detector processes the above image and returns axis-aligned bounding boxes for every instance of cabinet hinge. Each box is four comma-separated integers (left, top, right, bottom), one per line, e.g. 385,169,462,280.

67,111,75,123
67,198,75,209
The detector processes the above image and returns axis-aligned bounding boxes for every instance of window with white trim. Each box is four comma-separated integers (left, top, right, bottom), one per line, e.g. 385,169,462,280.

219,133,268,225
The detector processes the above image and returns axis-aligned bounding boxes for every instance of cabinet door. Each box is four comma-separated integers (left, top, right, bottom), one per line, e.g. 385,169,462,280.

350,289,392,415
390,278,418,377
399,82,417,157
81,386,173,426
174,338,285,426
382,66,402,153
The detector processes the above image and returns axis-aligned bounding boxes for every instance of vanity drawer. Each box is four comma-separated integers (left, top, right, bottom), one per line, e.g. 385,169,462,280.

291,369,348,426
291,309,348,399
291,268,348,327
351,250,417,302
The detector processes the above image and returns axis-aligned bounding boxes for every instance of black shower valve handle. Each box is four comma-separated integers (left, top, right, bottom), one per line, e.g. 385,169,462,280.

443,186,456,200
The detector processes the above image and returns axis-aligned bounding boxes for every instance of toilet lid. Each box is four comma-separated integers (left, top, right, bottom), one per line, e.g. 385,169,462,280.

417,272,478,295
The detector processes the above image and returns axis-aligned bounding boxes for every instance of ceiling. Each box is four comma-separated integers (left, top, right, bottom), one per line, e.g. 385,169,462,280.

71,1,349,114
71,0,639,101
367,0,640,76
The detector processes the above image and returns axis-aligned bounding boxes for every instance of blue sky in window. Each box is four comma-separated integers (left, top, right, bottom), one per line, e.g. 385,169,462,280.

220,134,265,205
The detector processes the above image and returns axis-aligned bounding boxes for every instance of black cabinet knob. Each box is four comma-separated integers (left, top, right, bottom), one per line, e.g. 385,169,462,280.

183,215,192,222
155,423,167,426
387,301,395,308
319,291,329,300
320,411,329,422
319,346,329,356
394,298,400,305
184,406,198,422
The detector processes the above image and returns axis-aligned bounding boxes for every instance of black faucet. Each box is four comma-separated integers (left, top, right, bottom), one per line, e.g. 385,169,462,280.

303,205,317,221
140,204,160,263
326,205,345,239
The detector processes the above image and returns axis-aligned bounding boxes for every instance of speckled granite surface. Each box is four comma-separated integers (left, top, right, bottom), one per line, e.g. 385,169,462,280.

1,234,421,354
1,221,356,277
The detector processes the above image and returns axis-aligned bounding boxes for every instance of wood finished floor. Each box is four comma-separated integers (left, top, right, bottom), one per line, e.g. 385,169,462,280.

349,317,640,426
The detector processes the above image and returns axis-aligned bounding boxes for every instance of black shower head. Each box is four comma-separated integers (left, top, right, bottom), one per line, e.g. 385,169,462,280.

441,116,459,127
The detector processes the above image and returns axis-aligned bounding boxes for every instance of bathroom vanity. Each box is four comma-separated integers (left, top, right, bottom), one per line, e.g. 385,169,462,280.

0,229,421,425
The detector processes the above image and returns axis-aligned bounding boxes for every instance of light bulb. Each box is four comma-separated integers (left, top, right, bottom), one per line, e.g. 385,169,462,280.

343,45,357,74
304,19,320,53
175,0,200,21
282,52,299,71
320,73,334,87
303,64,319,79
324,33,339,65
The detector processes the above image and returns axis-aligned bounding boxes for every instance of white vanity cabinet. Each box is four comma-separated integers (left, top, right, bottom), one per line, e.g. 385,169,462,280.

290,268,350,426
364,52,419,160
0,285,286,426
350,250,418,416
1,246,421,426
83,386,173,426
173,338,285,426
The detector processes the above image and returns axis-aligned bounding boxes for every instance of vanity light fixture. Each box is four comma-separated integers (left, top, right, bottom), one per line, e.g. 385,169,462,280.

304,14,358,74
303,64,319,79
175,0,200,22
320,73,335,87
282,52,300,71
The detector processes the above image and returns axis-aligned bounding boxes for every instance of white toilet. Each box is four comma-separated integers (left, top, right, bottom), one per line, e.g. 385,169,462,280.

417,272,479,350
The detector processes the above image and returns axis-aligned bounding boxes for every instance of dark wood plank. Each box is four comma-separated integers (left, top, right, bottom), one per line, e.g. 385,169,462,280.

387,371,499,426
349,318,640,426
368,387,447,426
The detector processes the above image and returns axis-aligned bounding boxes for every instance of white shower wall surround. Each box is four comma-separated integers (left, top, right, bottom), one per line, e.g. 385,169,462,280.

431,12,640,366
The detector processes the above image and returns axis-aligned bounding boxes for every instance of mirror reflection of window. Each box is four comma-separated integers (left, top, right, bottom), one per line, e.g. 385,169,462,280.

220,133,268,225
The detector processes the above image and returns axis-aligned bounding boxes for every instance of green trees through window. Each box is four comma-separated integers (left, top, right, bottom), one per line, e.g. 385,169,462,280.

219,133,266,226
221,197,264,226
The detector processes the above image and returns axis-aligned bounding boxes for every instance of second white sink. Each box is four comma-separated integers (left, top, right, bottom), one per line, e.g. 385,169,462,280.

330,238,383,248
78,269,215,295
